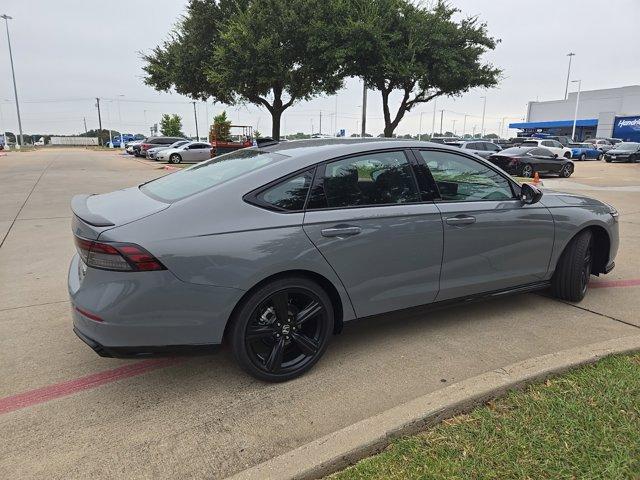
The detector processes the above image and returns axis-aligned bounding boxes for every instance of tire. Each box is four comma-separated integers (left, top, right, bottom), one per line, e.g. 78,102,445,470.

564,152,571,159
597,153,603,161
551,230,593,302
169,153,182,164
559,163,573,178
229,276,334,382
605,158,612,163
521,164,533,178
579,153,586,161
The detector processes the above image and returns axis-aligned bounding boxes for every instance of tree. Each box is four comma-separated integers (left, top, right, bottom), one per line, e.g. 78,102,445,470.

484,132,499,139
160,114,185,137
212,111,232,141
143,0,344,141
341,0,501,137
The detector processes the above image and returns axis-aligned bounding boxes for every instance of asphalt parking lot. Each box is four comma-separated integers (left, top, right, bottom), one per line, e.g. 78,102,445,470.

1,148,639,479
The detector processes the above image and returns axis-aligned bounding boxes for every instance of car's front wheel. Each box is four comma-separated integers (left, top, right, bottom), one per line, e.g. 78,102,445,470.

229,277,333,382
579,153,587,161
169,153,182,164
551,230,593,302
559,163,573,178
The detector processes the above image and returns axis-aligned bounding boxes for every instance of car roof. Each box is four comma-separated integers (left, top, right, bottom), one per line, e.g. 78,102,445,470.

260,138,450,156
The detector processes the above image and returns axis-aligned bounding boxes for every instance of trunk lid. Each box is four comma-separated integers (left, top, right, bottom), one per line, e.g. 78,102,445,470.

71,187,169,240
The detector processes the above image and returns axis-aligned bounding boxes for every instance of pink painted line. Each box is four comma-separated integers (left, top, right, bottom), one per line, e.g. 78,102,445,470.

590,278,640,289
0,357,183,415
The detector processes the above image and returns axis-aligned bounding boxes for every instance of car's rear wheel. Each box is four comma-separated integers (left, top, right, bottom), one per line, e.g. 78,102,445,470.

559,163,573,178
169,153,182,164
579,153,586,161
551,230,593,302
229,277,333,382
521,164,533,178
597,153,603,160
564,152,571,159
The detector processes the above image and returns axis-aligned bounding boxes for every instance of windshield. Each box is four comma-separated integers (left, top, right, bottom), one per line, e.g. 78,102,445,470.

140,149,289,202
614,142,640,150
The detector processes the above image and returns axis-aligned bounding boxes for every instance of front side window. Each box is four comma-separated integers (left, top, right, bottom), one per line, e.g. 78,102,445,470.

419,150,513,202
308,150,419,209
256,169,314,211
141,149,289,202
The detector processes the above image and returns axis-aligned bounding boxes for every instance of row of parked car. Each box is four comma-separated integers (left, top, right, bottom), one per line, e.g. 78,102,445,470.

124,137,212,164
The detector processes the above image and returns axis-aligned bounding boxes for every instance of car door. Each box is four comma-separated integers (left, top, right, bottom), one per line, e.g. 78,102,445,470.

193,143,212,161
302,149,444,318
415,148,554,300
529,148,559,173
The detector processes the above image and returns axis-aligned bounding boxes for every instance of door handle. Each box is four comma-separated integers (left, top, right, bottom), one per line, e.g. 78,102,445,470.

321,225,362,238
445,215,476,226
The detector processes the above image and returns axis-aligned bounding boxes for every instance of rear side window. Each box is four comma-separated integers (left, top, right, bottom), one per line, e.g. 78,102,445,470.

253,169,314,212
308,151,419,209
419,150,513,202
140,149,288,202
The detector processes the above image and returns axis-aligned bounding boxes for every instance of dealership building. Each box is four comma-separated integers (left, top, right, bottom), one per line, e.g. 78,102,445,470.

509,85,640,142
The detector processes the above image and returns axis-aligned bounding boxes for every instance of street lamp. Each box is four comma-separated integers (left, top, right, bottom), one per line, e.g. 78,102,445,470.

462,114,469,137
1,14,23,149
571,79,582,141
419,112,424,141
480,96,487,138
564,52,576,100
118,94,125,148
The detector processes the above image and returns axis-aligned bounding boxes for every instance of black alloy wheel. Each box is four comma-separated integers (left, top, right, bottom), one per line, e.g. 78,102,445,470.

560,163,573,178
580,238,593,297
230,277,333,381
521,164,533,178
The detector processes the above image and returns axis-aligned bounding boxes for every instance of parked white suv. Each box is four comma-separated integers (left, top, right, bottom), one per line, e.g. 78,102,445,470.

520,138,573,159
586,138,613,152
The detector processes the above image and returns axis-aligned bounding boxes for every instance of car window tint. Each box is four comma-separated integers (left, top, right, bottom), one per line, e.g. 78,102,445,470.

486,142,500,151
419,150,513,202
307,151,419,209
140,149,289,202
258,169,314,211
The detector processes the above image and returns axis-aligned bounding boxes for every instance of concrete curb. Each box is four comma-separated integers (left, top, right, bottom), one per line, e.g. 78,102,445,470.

228,334,640,480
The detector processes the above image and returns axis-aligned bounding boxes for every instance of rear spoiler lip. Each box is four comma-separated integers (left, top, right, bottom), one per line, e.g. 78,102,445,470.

71,194,115,227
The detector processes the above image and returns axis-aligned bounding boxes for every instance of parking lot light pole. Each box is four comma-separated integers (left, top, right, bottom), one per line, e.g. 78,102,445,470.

564,52,576,100
419,112,424,141
571,79,582,141
1,14,23,149
462,114,469,137
480,96,487,138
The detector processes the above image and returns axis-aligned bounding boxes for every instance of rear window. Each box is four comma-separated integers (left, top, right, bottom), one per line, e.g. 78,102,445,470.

140,149,288,202
521,140,538,146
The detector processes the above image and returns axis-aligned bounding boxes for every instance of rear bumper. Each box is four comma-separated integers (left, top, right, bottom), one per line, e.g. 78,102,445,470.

73,327,217,358
68,254,244,349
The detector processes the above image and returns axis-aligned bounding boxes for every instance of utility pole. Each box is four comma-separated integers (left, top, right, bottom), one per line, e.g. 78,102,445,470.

95,97,102,145
83,117,88,136
564,52,576,100
419,112,424,141
319,111,322,135
192,101,199,140
480,96,487,138
1,14,23,148
439,109,444,135
462,114,469,137
452,119,456,135
361,81,367,138
431,98,437,138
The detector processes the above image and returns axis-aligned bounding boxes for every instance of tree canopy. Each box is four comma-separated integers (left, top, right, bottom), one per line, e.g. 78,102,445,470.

143,0,344,140
160,114,185,137
340,0,501,137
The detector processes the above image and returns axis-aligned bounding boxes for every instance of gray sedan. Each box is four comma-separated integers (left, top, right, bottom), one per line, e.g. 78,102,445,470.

69,139,619,381
155,141,212,164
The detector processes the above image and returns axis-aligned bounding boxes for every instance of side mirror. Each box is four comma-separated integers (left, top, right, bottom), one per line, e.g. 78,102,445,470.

553,153,558,158
521,183,543,205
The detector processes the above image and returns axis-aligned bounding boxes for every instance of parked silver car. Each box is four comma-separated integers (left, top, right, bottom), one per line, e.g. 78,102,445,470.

155,141,212,164
146,140,189,160
69,139,619,381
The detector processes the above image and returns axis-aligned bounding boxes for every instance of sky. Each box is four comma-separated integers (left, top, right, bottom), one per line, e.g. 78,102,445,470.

0,0,639,139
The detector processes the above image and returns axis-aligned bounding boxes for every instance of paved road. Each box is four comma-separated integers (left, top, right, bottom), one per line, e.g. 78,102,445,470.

1,149,639,479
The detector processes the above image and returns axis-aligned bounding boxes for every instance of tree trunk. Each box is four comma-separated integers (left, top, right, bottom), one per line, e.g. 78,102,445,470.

271,108,282,141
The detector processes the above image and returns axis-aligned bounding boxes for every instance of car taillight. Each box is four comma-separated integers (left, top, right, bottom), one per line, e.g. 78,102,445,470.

74,236,166,272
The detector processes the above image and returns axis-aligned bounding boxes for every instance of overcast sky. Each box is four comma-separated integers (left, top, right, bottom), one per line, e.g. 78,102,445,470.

1,0,639,138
